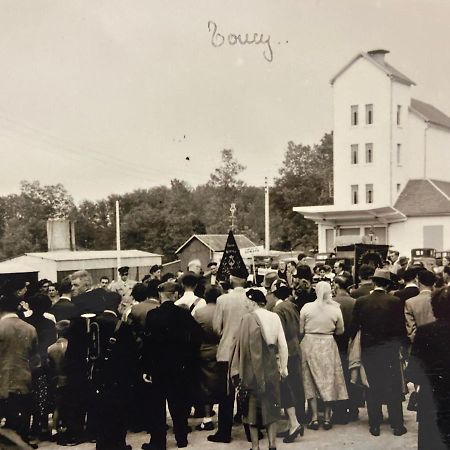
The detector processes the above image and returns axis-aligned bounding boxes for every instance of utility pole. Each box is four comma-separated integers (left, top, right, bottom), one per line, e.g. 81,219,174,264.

265,177,270,253
115,200,121,278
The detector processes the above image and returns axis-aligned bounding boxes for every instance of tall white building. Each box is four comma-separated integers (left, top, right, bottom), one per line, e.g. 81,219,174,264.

294,49,450,257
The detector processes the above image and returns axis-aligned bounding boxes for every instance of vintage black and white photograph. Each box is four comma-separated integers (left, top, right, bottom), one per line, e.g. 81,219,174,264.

1,1,450,449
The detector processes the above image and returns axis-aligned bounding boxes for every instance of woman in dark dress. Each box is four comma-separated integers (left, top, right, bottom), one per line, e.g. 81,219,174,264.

408,286,450,449
192,286,223,431
26,294,57,440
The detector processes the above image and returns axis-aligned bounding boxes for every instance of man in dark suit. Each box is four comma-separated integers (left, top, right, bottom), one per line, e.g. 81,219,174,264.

51,277,77,322
204,261,219,287
350,264,375,299
142,281,202,450
395,268,420,308
333,275,359,423
71,270,106,316
63,270,107,445
350,269,408,437
90,292,138,450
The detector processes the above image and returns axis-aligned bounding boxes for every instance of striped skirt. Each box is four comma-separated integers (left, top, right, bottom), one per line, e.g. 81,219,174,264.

301,334,348,402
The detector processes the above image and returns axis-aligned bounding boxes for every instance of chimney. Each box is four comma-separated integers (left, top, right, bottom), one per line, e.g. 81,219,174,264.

47,219,76,251
367,49,389,64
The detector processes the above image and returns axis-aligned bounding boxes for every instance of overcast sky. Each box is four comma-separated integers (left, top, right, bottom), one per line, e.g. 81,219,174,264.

1,0,449,202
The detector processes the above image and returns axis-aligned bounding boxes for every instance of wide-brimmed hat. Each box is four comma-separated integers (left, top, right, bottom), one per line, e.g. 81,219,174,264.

371,268,392,283
263,271,278,289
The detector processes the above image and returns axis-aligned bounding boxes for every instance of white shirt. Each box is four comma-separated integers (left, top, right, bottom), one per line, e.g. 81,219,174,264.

175,291,206,315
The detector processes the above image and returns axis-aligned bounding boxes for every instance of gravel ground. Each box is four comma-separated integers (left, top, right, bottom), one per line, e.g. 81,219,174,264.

38,402,418,450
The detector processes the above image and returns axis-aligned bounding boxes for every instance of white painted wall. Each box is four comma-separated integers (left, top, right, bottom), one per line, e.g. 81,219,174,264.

389,216,450,256
333,57,392,208
8,255,58,280
391,82,412,203
426,126,450,181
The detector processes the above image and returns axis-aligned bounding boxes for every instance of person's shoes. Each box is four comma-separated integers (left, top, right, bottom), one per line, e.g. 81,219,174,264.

307,420,319,430
177,441,188,448
283,424,304,443
369,426,380,436
57,436,81,447
207,433,231,443
195,422,215,431
142,444,166,450
393,426,407,436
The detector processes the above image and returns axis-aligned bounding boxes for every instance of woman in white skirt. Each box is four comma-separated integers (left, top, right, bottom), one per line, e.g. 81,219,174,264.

300,281,348,430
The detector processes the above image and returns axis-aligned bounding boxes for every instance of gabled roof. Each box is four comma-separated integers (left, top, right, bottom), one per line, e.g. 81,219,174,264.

410,98,450,130
394,179,450,217
175,234,257,254
25,249,162,261
330,50,415,86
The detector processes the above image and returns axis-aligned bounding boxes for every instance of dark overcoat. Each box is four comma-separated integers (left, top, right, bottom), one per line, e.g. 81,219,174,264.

349,289,407,403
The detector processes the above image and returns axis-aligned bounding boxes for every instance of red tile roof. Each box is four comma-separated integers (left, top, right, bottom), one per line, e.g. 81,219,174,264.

410,98,450,130
394,179,450,216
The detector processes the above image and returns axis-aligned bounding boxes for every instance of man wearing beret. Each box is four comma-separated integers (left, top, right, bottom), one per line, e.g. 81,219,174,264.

142,281,202,450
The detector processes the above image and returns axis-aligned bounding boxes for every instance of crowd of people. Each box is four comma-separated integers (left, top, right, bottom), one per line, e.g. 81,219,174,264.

0,252,450,450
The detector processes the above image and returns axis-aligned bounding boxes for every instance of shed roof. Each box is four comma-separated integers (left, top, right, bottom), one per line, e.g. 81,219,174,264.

25,249,162,261
410,98,450,130
330,50,415,86
175,234,257,254
394,179,450,216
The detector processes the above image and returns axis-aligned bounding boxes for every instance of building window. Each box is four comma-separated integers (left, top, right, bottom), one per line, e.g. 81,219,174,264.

365,143,373,163
365,104,373,125
397,183,401,192
397,143,402,165
351,105,358,126
366,184,374,203
351,185,359,204
351,144,359,164
397,105,402,125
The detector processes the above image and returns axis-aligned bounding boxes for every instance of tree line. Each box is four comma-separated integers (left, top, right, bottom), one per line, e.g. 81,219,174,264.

0,133,333,262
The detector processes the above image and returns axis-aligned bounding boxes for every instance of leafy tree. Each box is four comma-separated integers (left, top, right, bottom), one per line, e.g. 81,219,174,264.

271,132,333,251
0,181,76,258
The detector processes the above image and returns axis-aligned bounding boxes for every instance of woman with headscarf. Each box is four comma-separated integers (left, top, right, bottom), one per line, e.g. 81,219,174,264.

300,281,348,430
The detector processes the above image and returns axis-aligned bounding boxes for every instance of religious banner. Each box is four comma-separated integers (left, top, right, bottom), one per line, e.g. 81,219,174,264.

216,230,249,281
354,243,389,283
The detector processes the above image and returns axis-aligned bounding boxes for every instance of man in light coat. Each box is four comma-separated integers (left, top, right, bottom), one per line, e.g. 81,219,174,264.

208,268,257,443
405,270,436,343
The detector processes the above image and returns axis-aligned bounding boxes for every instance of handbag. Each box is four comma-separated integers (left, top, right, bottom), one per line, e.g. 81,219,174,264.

407,391,418,412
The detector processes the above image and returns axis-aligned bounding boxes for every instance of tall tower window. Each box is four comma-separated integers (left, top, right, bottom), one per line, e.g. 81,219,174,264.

351,144,359,164
397,143,402,165
351,105,358,126
397,105,402,125
366,184,374,203
365,143,373,163
351,185,359,204
365,104,373,125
